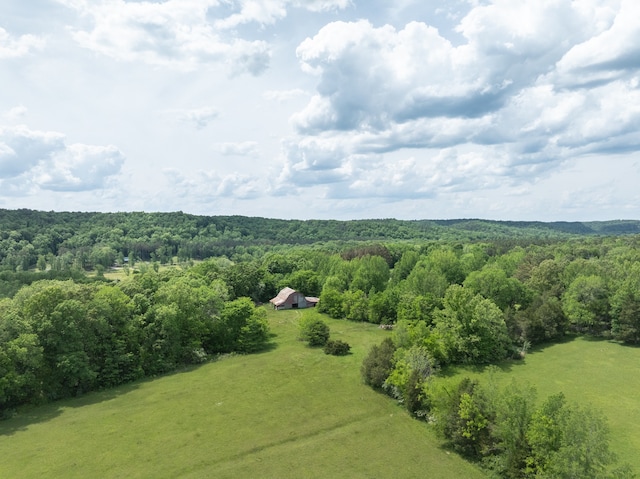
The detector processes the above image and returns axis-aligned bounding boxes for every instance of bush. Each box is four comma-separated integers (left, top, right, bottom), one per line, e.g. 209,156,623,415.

361,337,396,389
299,312,330,346
323,339,351,356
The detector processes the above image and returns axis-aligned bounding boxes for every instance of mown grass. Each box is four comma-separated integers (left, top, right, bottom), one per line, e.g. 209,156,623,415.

435,336,640,471
0,309,485,479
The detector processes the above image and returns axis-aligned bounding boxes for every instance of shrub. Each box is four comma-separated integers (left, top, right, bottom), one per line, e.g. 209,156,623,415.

323,339,351,356
299,312,330,346
361,337,396,389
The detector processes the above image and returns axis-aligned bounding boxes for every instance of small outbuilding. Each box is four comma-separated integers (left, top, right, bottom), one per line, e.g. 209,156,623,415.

270,287,319,310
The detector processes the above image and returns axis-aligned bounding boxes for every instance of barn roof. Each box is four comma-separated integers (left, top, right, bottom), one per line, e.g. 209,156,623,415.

269,287,297,306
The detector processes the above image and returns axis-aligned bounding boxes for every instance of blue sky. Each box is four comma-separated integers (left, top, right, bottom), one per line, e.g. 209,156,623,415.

1,0,639,220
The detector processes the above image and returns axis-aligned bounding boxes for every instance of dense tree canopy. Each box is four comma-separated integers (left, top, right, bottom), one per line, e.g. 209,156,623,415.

2,208,640,478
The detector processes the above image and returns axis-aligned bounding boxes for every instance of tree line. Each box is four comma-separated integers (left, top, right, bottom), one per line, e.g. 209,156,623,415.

0,266,269,416
2,209,640,275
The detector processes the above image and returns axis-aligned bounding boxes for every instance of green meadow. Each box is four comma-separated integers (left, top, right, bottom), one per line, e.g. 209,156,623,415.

0,310,484,479
2,309,639,478
435,336,640,471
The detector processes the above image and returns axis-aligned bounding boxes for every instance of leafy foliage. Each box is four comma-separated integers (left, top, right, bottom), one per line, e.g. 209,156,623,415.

0,268,270,412
361,337,396,389
432,378,634,478
323,339,351,356
298,312,330,347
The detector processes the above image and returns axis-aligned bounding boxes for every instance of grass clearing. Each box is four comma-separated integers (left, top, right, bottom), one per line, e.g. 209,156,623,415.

0,309,485,479
435,336,640,470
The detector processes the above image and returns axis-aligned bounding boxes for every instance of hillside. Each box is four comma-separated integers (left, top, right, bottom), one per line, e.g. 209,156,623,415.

2,209,640,267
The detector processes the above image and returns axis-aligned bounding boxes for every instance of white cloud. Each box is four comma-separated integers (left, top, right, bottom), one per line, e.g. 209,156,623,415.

0,125,124,194
554,0,640,87
164,168,264,199
57,0,271,74
172,107,220,129
215,0,350,29
3,0,640,220
0,27,45,59
263,88,307,102
0,126,65,178
35,144,125,192
281,1,640,205
296,0,351,13
2,105,28,123
214,141,259,156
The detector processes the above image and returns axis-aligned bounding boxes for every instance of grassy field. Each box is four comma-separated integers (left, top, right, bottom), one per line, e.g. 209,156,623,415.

0,309,485,479
435,336,640,471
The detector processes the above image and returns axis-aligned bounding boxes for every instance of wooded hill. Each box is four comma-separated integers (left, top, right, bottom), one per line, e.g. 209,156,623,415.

2,208,640,269
2,208,640,477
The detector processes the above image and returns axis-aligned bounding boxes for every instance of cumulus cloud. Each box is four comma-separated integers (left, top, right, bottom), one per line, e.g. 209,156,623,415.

554,0,640,87
57,0,271,74
280,1,640,201
0,126,65,178
55,0,350,74
35,144,125,192
0,27,45,59
215,0,350,29
0,125,124,195
164,168,264,199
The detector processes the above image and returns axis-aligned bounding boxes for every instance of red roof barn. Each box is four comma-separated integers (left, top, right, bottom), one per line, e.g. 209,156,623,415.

269,287,319,310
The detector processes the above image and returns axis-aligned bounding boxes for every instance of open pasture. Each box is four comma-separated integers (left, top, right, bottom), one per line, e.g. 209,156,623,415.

437,336,640,471
0,310,484,479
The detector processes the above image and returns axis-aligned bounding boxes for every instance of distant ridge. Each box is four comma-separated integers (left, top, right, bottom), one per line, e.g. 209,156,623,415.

1,209,639,252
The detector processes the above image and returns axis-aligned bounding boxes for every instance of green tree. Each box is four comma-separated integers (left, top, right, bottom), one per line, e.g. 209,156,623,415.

526,394,633,479
211,297,269,353
0,303,44,411
526,393,566,476
36,254,47,272
396,292,439,325
298,311,330,347
284,269,322,297
318,286,344,318
562,274,610,333
342,289,369,322
610,265,640,343
464,264,531,311
384,345,438,416
89,286,142,387
545,405,620,479
425,247,465,285
492,380,537,478
405,260,449,298
350,255,390,294
367,287,399,324
436,378,492,458
515,294,568,344
433,285,511,364
222,261,266,301
361,337,396,389
390,250,420,284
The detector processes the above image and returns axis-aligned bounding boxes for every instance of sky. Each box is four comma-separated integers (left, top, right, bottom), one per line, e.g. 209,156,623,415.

1,0,639,221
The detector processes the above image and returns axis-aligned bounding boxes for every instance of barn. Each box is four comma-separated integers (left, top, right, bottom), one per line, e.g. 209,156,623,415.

269,287,319,310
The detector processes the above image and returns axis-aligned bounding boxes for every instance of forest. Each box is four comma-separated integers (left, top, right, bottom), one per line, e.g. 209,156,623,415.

2,209,640,478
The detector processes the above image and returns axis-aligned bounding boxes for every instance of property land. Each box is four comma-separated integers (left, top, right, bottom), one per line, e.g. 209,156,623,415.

3,308,638,478
435,336,640,471
0,309,485,479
